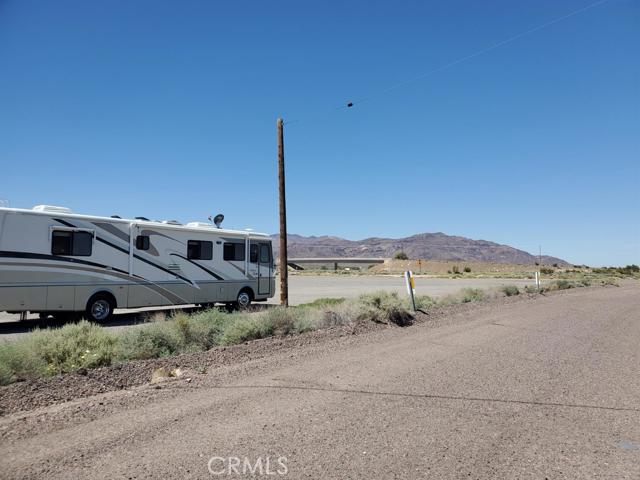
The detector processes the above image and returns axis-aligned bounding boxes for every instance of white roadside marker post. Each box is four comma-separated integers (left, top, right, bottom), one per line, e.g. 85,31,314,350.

535,271,540,290
404,270,417,312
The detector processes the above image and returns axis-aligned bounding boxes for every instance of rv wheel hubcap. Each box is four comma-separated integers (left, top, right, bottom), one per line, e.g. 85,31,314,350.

92,300,110,320
238,292,250,308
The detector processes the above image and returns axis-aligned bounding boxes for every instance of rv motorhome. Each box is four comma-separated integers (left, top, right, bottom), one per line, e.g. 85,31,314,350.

0,205,275,321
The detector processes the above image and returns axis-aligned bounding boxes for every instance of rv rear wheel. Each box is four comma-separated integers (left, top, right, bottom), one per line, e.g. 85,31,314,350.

86,294,115,322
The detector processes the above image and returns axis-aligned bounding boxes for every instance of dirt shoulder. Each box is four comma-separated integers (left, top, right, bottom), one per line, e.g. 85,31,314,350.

1,284,637,479
0,285,621,419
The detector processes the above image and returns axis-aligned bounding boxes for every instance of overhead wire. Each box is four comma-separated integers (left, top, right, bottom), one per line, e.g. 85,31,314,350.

283,0,612,125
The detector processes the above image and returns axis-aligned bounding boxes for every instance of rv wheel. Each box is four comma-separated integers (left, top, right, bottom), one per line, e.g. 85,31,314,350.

236,289,252,309
86,294,115,322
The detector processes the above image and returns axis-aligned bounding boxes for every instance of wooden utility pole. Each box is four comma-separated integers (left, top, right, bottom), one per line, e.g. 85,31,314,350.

277,118,289,307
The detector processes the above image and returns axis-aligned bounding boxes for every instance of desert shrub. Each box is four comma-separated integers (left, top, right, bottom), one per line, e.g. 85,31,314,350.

117,322,185,360
414,295,437,309
502,285,520,297
540,267,554,275
0,341,48,385
292,315,315,334
592,265,638,276
219,316,274,346
599,277,619,286
357,291,413,326
553,263,559,268
263,307,298,335
463,266,471,273
28,321,117,375
452,265,461,275
554,280,574,290
311,301,361,329
618,265,640,275
0,321,118,382
296,297,345,309
439,287,486,305
460,288,486,303
524,285,538,294
180,309,234,350
394,251,409,260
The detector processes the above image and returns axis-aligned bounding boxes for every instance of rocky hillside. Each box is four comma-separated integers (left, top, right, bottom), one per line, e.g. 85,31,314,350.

271,232,568,266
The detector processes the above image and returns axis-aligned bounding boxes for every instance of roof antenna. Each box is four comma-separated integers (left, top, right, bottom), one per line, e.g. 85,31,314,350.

208,213,224,228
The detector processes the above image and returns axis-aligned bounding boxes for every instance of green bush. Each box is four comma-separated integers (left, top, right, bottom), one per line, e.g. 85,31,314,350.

439,287,486,305
219,316,274,346
293,315,315,334
463,266,471,273
540,267,554,275
452,265,461,275
0,341,47,385
264,307,298,335
357,291,413,326
414,295,437,309
554,280,574,290
394,251,409,260
0,321,117,384
29,321,117,375
502,285,520,297
117,322,185,360
296,297,345,309
459,288,486,303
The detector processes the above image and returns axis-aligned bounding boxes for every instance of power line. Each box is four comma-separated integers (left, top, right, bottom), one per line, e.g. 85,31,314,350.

285,0,611,125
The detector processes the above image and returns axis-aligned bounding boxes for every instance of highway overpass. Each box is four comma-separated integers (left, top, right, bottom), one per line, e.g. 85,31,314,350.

287,257,387,271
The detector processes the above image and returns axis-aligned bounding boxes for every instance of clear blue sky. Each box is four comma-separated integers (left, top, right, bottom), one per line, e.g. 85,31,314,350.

1,0,638,266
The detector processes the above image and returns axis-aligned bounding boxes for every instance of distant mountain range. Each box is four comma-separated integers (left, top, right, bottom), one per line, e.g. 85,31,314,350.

271,232,569,266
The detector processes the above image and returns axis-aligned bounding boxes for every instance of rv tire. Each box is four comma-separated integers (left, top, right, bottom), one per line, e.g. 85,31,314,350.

237,289,253,309
86,293,115,322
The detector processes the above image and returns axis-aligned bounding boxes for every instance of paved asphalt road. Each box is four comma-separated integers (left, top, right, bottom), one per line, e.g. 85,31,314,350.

1,285,638,478
0,275,537,339
272,275,537,305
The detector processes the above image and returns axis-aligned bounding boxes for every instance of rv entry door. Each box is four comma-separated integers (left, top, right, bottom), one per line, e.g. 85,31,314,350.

250,241,272,296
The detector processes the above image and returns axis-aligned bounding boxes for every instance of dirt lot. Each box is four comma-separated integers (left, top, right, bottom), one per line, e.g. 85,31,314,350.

1,284,638,479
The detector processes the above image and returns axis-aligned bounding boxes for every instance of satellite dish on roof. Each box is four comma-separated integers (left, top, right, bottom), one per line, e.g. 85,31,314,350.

208,213,224,228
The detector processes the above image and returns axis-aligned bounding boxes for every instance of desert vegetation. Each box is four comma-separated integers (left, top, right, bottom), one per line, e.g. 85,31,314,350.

0,278,624,386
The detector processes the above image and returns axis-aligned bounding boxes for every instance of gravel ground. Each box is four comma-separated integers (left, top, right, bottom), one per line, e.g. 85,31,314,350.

0,284,638,479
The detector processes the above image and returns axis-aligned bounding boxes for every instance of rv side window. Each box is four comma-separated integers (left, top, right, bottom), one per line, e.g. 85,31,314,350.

51,230,93,256
136,235,150,250
250,244,259,263
260,244,271,264
187,240,213,260
223,242,245,261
